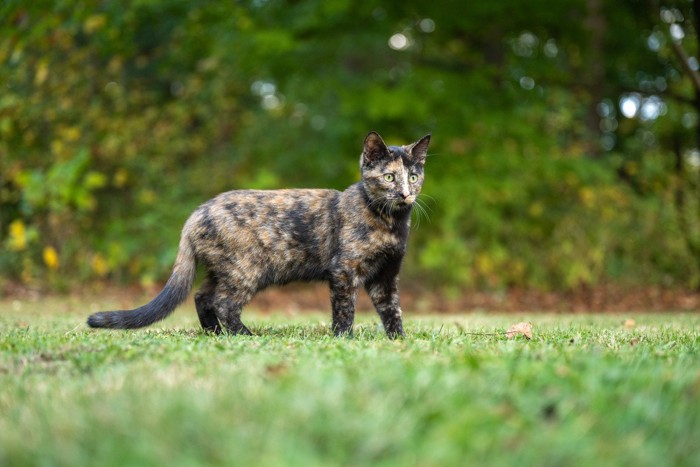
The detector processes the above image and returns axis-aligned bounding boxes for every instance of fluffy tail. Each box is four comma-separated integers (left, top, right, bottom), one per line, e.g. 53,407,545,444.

87,239,197,329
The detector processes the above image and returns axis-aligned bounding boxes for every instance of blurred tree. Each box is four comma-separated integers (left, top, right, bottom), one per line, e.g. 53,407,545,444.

602,0,700,286
1,0,698,292
646,0,700,281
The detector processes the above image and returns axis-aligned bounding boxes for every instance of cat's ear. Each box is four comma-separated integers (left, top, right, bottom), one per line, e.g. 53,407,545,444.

408,134,431,163
362,131,389,166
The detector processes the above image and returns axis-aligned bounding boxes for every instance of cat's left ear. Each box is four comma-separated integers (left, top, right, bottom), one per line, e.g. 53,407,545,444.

408,134,431,163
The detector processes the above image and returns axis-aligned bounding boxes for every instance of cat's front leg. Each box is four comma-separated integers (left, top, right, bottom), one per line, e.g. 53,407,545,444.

329,271,358,336
365,273,404,339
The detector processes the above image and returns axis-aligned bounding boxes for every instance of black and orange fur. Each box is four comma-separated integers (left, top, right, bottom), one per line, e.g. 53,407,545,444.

87,131,431,338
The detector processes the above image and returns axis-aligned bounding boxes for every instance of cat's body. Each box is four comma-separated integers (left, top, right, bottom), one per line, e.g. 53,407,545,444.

87,131,430,337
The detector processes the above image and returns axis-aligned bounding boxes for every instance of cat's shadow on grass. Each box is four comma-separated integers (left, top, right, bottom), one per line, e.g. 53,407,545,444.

141,324,388,340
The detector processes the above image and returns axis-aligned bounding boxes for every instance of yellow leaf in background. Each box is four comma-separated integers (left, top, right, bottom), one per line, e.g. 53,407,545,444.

578,187,595,207
140,273,156,289
138,189,157,205
113,168,129,188
43,246,59,270
475,254,494,275
84,14,106,34
91,253,109,278
528,202,544,217
63,126,81,142
50,139,65,157
8,220,27,251
85,171,107,189
35,60,49,86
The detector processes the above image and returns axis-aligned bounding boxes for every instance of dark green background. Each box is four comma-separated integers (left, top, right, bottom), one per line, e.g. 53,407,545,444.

2,0,699,292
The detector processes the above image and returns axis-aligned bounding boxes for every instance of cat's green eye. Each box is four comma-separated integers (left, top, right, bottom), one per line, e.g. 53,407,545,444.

383,173,395,182
409,174,419,183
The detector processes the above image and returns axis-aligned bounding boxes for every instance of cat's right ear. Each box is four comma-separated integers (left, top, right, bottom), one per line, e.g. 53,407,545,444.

408,134,431,163
362,131,389,166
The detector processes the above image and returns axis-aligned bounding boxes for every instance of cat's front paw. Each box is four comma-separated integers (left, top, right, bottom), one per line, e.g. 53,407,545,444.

332,324,354,338
384,322,404,339
386,329,404,339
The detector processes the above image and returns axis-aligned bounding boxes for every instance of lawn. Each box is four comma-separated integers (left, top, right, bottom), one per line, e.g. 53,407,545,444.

1,296,699,466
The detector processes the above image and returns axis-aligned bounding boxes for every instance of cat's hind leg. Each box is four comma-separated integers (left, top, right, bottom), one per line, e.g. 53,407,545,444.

212,280,254,336
194,276,222,334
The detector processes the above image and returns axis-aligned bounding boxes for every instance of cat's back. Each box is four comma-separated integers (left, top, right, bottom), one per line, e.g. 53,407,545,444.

184,188,342,259
208,188,340,218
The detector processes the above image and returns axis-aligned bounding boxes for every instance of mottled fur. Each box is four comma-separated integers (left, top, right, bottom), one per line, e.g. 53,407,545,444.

87,132,430,338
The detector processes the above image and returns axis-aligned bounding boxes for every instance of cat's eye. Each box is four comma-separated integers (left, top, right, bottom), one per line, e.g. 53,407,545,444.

383,173,395,182
409,174,419,183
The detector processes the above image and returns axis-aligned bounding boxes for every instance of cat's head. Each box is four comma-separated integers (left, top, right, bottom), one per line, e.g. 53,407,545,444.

360,131,431,211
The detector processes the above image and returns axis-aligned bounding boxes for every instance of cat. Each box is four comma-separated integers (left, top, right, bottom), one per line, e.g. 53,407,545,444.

87,131,430,338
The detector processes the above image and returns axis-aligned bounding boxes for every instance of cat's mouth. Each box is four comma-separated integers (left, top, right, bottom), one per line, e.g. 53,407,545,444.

388,195,416,208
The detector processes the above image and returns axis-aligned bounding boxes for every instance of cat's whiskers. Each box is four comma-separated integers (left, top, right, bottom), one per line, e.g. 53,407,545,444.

367,197,390,216
367,197,395,221
410,194,432,229
417,192,436,206
387,200,397,218
411,200,428,229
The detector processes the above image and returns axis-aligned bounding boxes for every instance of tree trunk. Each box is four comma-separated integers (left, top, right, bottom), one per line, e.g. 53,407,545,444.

584,0,606,158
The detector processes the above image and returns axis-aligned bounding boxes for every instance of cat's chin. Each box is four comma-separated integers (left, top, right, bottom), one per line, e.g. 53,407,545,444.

391,200,415,212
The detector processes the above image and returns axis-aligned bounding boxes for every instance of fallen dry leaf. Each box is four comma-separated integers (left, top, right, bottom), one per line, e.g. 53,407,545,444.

506,322,533,340
264,362,288,377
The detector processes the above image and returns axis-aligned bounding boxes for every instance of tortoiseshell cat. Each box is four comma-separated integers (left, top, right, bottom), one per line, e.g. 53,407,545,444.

87,131,431,338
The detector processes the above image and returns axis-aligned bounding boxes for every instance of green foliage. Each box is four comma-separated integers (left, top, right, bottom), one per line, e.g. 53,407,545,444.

1,0,699,291
1,302,699,465
412,112,694,289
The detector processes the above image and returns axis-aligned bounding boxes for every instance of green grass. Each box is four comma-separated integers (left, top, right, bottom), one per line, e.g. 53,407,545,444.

1,297,699,466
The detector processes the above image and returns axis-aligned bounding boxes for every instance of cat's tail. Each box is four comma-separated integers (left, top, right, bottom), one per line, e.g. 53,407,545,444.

87,237,197,329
